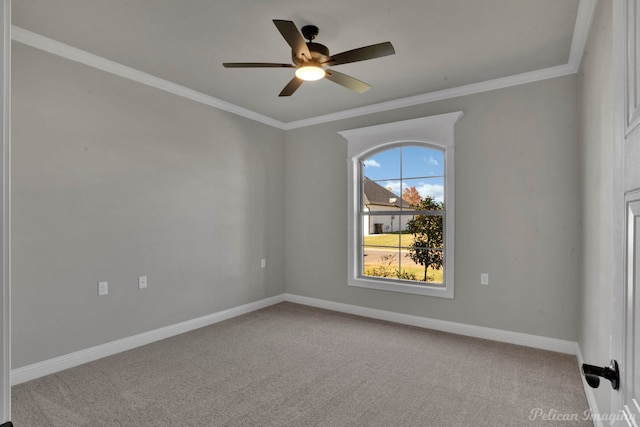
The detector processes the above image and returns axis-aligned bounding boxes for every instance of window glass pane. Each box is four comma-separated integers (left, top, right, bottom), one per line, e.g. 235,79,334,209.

362,215,404,243
402,177,445,207
399,257,444,284
362,178,406,215
402,146,444,179
401,213,444,285
399,245,444,284
363,215,413,242
362,148,400,181
363,246,402,280
406,213,444,249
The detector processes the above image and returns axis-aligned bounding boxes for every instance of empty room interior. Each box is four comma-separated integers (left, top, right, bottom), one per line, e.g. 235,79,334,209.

0,0,634,425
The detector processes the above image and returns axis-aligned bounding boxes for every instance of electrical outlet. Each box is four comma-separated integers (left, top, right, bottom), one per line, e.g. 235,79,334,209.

261,259,266,269
138,276,147,289
98,281,108,296
480,273,489,285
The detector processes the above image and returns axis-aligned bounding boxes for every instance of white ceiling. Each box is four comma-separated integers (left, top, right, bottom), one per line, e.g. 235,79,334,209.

12,0,590,127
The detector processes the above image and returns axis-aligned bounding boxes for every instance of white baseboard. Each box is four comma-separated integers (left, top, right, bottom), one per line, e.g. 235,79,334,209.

284,293,578,355
11,294,285,385
12,292,580,387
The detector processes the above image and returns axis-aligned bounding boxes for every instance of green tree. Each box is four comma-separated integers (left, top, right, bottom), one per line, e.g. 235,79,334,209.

406,196,444,281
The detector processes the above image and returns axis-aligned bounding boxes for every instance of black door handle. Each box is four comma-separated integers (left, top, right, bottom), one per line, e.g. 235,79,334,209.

582,360,619,390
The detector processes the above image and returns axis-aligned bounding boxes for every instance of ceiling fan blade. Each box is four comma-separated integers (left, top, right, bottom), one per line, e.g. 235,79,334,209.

273,20,312,62
223,62,295,68
324,69,371,93
279,76,304,96
323,42,395,66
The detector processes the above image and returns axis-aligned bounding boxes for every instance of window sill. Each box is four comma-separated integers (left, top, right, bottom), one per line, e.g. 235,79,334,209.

349,276,454,298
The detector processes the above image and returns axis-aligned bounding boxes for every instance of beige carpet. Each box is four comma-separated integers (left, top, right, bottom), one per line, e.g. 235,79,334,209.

11,302,591,426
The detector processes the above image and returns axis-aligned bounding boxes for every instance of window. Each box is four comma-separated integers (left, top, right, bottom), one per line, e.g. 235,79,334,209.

360,146,445,283
339,112,463,298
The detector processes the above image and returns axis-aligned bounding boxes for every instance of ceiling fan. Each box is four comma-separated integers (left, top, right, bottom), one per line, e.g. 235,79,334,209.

223,20,395,97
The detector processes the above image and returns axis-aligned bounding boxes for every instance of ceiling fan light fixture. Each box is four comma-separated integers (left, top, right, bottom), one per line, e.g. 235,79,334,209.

295,65,325,81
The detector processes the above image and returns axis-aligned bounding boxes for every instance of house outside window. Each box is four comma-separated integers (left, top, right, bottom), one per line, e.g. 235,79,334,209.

361,177,415,235
339,112,463,298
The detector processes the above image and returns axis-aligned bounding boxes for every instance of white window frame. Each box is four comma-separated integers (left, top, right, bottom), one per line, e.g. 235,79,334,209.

339,112,463,298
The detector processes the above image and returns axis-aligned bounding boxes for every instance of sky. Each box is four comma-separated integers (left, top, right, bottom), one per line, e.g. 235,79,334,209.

363,146,445,202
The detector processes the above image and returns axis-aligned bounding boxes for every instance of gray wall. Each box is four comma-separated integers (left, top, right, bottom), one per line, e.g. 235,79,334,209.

12,29,586,369
284,75,581,341
578,0,614,415
12,43,285,368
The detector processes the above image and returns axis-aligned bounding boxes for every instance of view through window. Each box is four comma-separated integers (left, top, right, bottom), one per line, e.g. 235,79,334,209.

360,145,445,284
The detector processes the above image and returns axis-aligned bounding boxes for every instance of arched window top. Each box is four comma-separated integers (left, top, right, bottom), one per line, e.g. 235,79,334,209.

340,111,462,159
360,144,446,206
360,140,445,159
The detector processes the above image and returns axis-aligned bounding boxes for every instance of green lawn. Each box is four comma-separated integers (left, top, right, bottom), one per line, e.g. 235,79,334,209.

363,232,413,247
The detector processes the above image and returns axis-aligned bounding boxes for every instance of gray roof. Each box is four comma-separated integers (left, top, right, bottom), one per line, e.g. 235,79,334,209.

363,177,413,208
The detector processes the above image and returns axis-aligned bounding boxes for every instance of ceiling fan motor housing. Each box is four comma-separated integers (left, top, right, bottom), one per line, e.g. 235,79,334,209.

291,24,329,65
293,42,329,66
301,25,319,41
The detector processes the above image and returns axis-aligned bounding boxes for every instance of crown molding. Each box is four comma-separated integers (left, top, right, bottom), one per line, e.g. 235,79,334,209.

11,0,596,130
568,0,598,73
283,64,575,130
11,26,286,130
